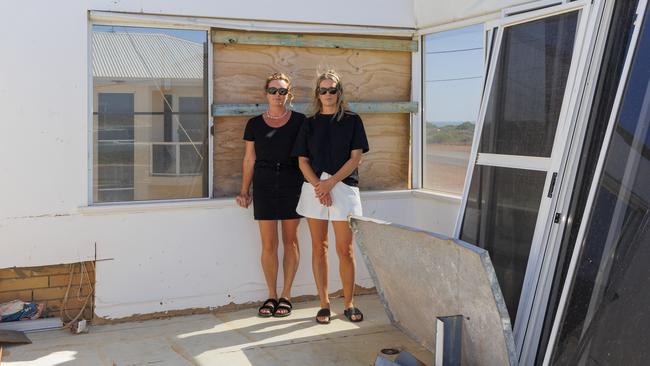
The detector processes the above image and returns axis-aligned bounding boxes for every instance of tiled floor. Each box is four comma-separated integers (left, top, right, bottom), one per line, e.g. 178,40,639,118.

2,294,432,365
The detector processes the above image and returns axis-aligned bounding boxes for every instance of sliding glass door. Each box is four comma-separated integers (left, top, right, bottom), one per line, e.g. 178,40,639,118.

455,2,591,350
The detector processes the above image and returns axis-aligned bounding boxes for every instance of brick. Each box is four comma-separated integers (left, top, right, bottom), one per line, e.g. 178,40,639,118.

45,298,93,312
0,263,95,279
0,277,49,291
0,290,33,303
33,286,92,301
49,272,95,287
0,268,20,280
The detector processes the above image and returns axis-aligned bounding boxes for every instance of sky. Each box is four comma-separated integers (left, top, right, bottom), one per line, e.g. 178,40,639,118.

424,24,484,125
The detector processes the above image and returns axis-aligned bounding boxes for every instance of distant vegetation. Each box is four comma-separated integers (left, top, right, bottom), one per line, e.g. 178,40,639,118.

426,121,475,145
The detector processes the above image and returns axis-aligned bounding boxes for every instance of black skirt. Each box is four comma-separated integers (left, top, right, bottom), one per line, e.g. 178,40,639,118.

252,161,303,220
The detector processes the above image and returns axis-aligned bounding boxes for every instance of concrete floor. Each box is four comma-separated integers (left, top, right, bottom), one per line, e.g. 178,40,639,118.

2,294,432,365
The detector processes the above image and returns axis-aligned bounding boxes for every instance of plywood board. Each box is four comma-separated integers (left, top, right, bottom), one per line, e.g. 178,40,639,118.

213,44,411,104
213,42,412,196
212,30,417,52
212,113,409,197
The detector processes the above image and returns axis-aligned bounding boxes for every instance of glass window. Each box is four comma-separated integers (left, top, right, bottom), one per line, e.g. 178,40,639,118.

422,24,484,194
460,10,580,323
550,4,650,364
92,25,208,203
461,165,547,321
480,13,578,157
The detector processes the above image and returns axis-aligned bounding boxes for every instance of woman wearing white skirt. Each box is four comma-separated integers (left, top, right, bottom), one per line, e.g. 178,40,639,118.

291,70,369,324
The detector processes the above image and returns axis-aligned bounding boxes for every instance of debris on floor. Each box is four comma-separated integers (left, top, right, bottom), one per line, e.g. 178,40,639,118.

0,300,44,322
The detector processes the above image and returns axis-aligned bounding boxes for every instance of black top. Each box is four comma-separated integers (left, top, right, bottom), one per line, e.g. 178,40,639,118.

291,111,369,186
243,111,305,165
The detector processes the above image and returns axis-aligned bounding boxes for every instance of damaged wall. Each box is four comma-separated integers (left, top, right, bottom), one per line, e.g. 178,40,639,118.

0,1,465,320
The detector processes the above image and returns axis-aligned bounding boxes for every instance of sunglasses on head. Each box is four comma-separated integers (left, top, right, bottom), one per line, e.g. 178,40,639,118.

267,87,289,95
318,87,338,95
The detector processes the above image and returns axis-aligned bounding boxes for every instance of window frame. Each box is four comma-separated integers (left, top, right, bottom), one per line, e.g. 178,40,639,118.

87,19,214,205
416,17,491,197
451,0,595,359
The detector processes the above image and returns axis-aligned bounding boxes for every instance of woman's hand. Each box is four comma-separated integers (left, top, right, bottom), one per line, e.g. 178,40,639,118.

314,178,335,198
236,191,252,208
319,192,332,207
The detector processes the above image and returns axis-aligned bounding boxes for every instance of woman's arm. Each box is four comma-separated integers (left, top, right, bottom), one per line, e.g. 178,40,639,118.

298,156,320,186
299,156,332,206
314,149,363,196
236,141,255,208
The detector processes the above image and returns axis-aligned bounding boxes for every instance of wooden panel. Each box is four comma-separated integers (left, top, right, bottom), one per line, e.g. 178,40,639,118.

213,116,248,197
213,114,410,196
213,42,412,195
213,30,418,52
213,44,411,104
358,113,410,190
212,101,418,116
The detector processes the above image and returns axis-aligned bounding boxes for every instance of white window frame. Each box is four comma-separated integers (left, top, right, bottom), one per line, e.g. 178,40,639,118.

451,0,594,359
87,16,214,205
416,17,492,196
150,142,205,177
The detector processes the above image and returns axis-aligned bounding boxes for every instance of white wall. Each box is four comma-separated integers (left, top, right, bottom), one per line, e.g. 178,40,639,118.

414,0,534,29
0,0,468,319
0,193,458,319
0,0,414,220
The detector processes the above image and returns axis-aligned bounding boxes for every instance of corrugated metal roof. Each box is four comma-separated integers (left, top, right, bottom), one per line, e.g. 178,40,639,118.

92,32,204,79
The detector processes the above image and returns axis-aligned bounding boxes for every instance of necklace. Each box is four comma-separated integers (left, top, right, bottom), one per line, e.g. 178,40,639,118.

265,108,289,119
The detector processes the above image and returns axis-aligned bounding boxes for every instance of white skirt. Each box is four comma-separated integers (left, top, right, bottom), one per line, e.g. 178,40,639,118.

296,172,362,221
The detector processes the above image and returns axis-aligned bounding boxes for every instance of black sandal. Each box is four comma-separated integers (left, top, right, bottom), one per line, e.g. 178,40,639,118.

343,307,364,322
258,298,278,318
274,298,293,317
316,308,331,324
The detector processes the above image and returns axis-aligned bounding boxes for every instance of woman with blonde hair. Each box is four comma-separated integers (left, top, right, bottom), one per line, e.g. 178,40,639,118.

237,72,305,317
292,70,369,324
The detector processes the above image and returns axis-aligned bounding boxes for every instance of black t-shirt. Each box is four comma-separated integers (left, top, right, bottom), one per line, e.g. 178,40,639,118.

243,111,305,165
291,111,369,186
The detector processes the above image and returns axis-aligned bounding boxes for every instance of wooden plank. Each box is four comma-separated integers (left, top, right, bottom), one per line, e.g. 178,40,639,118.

212,113,409,196
213,44,411,104
212,102,418,116
212,30,417,52
358,113,410,190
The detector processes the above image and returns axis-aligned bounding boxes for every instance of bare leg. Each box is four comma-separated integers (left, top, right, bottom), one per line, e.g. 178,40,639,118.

275,218,300,315
332,220,361,321
258,220,279,315
308,218,330,322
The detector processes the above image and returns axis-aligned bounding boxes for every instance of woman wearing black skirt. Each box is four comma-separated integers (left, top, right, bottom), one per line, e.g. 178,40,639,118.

236,73,305,317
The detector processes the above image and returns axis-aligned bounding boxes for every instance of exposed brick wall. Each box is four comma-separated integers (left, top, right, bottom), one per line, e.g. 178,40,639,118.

0,262,95,322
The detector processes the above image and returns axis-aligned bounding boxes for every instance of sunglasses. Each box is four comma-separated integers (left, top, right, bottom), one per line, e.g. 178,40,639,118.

267,87,289,95
318,87,339,95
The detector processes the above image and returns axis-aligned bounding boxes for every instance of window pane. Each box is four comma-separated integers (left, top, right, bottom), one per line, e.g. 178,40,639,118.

92,26,208,203
480,12,579,157
551,5,650,364
151,145,176,175
423,24,483,194
461,166,547,321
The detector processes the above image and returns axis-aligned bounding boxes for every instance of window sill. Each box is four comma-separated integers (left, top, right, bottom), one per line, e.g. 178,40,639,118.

78,197,236,215
411,189,462,203
77,189,461,216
